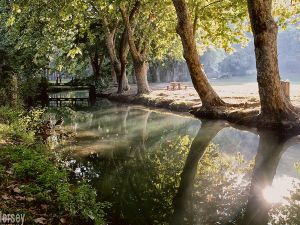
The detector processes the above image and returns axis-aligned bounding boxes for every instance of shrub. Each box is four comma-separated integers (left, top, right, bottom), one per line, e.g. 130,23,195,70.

0,146,109,225
0,107,45,143
0,106,22,124
57,183,109,225
0,108,109,224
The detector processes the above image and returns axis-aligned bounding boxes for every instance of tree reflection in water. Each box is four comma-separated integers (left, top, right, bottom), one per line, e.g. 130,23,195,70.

242,130,300,225
171,121,225,224
171,121,253,225
172,126,300,225
60,106,300,225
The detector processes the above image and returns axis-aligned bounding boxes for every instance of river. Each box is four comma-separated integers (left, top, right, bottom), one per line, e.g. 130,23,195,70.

51,97,300,225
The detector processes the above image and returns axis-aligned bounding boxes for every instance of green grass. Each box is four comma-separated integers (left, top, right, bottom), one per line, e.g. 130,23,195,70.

0,106,109,225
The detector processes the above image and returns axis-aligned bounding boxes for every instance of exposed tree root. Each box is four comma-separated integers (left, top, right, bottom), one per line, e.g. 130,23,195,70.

136,90,152,96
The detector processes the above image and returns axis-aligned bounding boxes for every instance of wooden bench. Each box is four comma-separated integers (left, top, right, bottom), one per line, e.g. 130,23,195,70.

166,82,188,91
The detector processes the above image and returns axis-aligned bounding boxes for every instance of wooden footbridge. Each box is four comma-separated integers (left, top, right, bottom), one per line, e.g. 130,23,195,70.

47,84,90,91
39,83,97,107
48,97,91,107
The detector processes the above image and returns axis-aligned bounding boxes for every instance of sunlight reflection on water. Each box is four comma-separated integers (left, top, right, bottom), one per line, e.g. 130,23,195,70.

263,175,300,204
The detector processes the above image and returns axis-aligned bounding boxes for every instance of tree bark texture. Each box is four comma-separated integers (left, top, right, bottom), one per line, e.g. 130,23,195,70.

117,2,140,93
117,31,130,93
111,65,118,86
134,60,151,94
120,3,151,95
103,19,130,92
247,0,297,121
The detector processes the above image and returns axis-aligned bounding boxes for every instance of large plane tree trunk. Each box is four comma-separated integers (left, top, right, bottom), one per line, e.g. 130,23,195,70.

117,2,140,93
103,25,121,79
111,65,118,86
120,3,151,95
172,0,225,107
103,19,130,92
134,60,151,94
247,0,298,122
118,33,130,93
118,68,130,93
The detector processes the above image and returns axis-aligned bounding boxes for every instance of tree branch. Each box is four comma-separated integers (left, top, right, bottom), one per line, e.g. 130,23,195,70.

193,6,199,36
199,0,225,12
119,1,141,61
120,3,142,61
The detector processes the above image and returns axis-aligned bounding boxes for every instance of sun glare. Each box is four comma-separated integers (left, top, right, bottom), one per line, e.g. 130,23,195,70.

263,186,285,204
262,176,299,204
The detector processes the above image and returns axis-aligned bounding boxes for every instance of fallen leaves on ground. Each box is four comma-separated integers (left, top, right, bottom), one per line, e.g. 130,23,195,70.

13,187,22,193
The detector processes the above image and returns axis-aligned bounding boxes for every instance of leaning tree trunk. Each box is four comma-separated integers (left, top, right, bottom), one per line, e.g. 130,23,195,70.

134,60,151,94
103,21,130,92
104,29,121,78
118,34,130,93
172,0,225,107
247,0,298,122
118,58,130,93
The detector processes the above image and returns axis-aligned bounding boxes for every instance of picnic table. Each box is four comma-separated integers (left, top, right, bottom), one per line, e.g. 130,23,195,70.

166,82,188,91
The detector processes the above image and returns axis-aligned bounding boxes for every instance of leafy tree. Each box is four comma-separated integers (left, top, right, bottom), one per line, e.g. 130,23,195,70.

0,1,44,106
120,0,182,94
4,0,107,81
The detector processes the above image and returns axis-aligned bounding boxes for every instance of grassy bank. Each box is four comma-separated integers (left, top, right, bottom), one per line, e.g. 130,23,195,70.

0,106,109,225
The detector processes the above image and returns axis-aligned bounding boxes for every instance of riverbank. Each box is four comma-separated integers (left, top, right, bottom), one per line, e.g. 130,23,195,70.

98,81,300,130
99,81,300,111
0,107,108,225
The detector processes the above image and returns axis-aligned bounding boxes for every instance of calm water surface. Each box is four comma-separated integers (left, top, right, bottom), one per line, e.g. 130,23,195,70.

58,100,300,225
